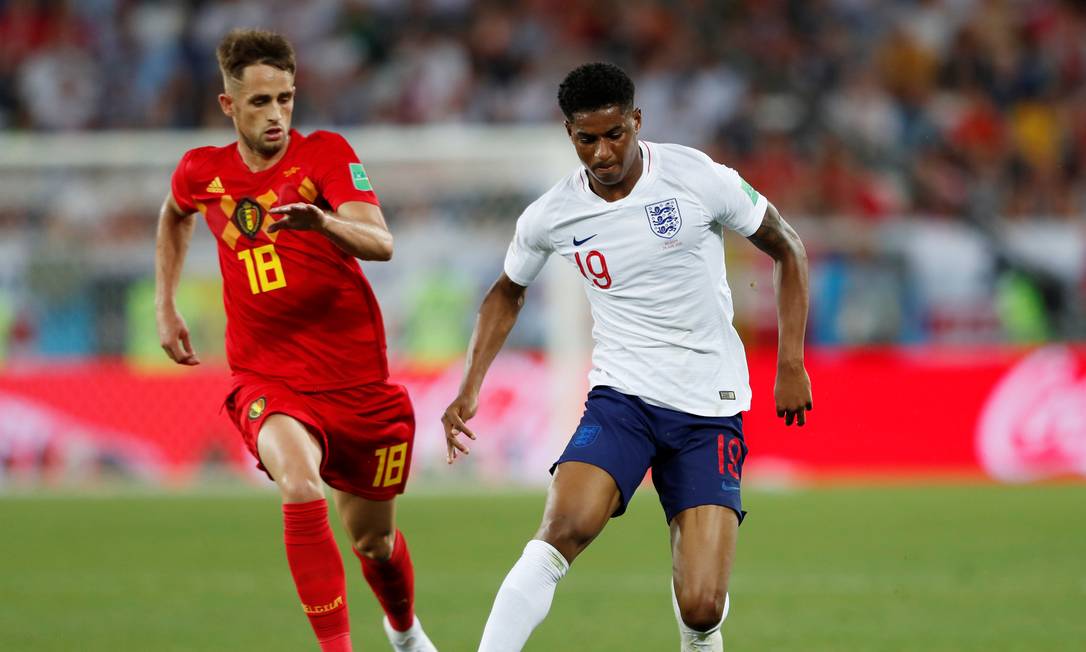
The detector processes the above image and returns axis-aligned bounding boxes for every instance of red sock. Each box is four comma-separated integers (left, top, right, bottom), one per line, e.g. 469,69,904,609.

282,499,351,651
357,529,415,632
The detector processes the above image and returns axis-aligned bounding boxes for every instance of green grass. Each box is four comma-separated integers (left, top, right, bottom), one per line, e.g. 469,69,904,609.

1,485,1084,651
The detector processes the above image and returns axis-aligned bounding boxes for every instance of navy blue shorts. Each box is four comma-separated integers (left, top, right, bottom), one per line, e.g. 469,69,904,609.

551,386,748,524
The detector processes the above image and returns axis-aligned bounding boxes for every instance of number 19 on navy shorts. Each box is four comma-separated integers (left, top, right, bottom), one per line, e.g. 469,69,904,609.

551,386,748,524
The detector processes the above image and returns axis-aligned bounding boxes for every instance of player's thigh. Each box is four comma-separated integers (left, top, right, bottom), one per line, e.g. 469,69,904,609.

535,461,623,563
549,386,656,519
670,504,738,604
225,376,326,491
331,489,397,558
257,413,325,501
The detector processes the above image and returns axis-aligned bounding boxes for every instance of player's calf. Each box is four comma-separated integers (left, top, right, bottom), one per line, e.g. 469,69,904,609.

282,499,352,651
478,539,570,652
356,529,416,632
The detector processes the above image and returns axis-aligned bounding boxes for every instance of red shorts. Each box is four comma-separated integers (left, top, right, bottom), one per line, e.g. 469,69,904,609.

225,374,415,500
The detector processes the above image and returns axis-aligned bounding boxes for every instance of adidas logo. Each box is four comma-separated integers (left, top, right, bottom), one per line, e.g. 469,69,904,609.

206,177,225,193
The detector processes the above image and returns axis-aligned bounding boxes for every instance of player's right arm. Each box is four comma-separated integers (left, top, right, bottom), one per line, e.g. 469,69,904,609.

442,273,528,464
154,192,200,366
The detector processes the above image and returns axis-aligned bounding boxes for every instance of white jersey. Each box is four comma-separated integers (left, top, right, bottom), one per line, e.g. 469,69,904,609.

504,141,767,417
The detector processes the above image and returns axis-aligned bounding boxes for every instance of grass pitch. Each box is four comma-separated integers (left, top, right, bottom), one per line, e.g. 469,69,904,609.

1,484,1083,651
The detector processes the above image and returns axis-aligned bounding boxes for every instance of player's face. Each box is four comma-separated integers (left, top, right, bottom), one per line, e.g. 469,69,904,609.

219,64,295,158
566,105,642,186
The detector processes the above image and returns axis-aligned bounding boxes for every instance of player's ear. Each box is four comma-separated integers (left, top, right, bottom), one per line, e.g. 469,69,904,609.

564,119,573,140
631,107,642,134
218,92,234,118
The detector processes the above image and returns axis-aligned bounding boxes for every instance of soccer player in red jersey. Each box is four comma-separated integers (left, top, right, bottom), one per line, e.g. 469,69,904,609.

154,29,437,652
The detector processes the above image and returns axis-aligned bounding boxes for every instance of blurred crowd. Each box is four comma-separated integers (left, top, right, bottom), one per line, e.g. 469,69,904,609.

3,0,1086,221
0,0,1082,357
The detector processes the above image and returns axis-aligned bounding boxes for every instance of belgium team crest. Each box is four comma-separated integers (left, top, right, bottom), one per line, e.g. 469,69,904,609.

233,198,264,239
248,397,266,420
645,198,682,239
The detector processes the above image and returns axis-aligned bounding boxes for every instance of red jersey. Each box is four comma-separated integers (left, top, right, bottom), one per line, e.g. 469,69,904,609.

171,129,389,391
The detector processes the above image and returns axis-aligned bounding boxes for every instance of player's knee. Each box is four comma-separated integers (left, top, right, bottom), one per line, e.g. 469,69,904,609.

536,515,599,560
276,475,324,504
677,587,726,632
352,529,395,561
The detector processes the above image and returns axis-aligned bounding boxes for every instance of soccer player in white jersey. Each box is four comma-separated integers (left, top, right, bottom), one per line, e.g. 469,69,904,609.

442,63,812,651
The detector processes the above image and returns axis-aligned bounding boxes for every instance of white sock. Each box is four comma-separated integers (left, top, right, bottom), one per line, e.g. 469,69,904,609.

477,539,569,652
671,580,729,652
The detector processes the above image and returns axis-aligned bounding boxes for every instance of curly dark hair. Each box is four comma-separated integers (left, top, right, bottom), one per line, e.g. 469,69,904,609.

216,29,296,83
557,62,635,119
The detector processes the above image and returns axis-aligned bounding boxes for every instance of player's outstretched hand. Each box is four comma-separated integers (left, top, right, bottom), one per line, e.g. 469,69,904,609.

775,361,812,426
156,308,200,366
441,392,478,464
268,203,327,232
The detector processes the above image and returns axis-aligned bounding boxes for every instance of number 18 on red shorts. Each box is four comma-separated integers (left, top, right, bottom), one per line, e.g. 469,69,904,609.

226,375,416,500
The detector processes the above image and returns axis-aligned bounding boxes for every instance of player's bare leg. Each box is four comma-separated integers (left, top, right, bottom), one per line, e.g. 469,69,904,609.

258,414,325,503
333,490,437,652
258,414,352,652
535,461,622,562
669,505,739,651
478,461,621,651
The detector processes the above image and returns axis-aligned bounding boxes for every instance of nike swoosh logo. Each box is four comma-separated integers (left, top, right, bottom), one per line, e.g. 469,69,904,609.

573,234,597,246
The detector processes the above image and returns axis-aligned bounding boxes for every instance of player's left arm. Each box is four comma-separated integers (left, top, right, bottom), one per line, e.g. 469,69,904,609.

746,203,813,426
268,200,393,261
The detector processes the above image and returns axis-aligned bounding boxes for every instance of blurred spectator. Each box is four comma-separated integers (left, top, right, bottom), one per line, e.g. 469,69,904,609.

1,0,1085,219
0,0,1084,350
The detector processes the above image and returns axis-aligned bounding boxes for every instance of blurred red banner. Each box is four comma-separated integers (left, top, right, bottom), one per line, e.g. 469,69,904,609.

1,346,1083,484
745,345,1086,482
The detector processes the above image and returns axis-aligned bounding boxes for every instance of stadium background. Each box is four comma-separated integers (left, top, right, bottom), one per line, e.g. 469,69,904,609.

0,1,1083,650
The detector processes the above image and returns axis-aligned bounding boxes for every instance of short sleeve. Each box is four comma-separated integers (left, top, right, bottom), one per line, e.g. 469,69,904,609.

170,151,197,214
699,158,767,237
503,201,553,287
312,132,381,210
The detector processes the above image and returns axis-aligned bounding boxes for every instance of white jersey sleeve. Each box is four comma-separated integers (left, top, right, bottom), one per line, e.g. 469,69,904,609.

503,197,554,286
688,150,767,237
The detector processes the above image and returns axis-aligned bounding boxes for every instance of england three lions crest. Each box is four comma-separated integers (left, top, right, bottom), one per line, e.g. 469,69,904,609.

645,198,682,239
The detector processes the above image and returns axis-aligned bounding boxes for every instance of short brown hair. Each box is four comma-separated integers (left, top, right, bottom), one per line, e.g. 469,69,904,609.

216,29,296,83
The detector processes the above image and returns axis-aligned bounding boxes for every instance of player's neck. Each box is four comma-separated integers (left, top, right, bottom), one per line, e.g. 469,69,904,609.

236,134,291,173
588,148,644,202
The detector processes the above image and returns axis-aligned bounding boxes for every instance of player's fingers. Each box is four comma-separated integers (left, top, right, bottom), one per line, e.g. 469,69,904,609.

165,346,199,366
447,410,476,440
440,411,457,438
446,434,469,464
776,407,785,418
268,203,305,214
796,408,806,427
806,400,813,411
180,330,195,357
449,433,470,455
176,335,199,364
267,216,292,232
161,342,179,362
784,409,795,426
